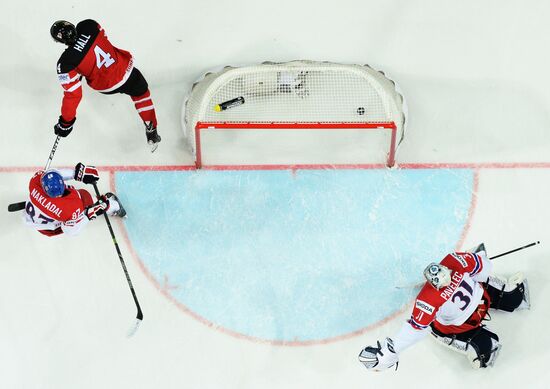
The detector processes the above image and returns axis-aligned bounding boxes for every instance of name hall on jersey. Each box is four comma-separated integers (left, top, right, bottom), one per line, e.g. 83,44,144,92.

74,34,91,52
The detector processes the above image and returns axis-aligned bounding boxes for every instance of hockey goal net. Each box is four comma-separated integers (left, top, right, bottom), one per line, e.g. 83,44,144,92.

183,60,406,168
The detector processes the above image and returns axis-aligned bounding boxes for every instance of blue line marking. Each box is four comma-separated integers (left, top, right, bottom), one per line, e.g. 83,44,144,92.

116,169,474,342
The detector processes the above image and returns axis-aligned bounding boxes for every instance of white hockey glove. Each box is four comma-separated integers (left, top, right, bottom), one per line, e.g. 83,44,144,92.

358,338,399,372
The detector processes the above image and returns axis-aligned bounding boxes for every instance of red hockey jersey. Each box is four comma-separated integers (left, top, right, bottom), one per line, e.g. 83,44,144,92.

56,19,134,121
409,252,490,331
25,171,89,236
391,251,493,353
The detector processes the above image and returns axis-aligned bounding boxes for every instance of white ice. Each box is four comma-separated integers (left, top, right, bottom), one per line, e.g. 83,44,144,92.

1,1,550,388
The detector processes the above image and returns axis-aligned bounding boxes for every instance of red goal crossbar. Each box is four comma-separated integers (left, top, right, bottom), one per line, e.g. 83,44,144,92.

194,122,398,169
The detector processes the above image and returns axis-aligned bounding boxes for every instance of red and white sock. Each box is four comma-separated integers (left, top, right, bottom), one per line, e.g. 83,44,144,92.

132,90,157,128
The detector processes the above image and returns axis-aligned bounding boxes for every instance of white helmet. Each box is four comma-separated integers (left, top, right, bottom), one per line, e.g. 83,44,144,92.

423,263,452,289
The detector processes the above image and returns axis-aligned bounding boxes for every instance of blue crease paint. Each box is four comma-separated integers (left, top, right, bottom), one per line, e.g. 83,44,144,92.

116,169,474,342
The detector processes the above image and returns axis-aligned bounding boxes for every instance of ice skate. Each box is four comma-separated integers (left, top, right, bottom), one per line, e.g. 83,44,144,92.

145,121,161,153
105,192,127,218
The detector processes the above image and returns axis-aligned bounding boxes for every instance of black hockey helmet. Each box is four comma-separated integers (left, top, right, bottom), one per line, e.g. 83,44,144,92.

50,20,77,45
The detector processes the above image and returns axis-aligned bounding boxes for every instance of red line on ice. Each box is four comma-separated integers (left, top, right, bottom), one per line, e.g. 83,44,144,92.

2,161,550,173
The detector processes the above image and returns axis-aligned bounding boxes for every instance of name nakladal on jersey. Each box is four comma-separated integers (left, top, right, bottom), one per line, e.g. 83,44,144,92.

31,188,62,217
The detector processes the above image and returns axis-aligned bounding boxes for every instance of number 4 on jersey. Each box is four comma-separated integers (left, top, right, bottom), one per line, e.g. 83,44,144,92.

94,46,115,69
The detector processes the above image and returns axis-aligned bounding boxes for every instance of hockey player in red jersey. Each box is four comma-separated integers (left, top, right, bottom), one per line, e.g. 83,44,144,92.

25,163,126,237
358,244,530,370
50,20,161,152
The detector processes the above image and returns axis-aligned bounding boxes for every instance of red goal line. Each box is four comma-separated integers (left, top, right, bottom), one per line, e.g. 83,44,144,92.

194,122,398,169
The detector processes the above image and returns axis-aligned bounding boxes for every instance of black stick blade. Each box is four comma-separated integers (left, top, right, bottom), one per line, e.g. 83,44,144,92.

8,201,26,212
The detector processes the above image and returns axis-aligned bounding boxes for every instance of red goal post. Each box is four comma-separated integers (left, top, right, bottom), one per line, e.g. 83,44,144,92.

183,61,406,168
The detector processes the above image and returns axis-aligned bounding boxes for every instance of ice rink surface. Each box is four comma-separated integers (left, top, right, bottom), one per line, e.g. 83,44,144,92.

1,1,550,388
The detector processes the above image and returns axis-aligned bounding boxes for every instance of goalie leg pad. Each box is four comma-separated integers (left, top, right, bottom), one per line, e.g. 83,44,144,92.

466,328,501,369
431,331,469,355
431,326,500,369
487,273,530,311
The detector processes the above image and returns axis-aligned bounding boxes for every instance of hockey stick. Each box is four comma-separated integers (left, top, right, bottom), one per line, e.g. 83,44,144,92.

7,136,61,213
92,183,143,336
395,241,541,289
45,135,60,171
8,201,26,212
489,241,540,260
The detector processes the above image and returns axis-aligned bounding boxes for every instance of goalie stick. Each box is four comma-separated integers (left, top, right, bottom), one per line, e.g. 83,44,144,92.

93,183,143,336
489,241,540,259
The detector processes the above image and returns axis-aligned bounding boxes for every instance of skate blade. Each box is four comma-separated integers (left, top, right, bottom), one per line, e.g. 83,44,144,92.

148,140,159,153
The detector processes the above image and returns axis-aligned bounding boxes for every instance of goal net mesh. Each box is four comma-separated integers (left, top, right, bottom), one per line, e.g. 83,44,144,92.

183,60,406,164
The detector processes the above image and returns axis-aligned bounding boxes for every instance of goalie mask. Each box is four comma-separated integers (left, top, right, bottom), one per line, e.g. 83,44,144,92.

423,263,452,289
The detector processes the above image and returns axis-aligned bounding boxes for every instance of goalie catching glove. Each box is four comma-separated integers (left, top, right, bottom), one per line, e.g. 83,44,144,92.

358,338,399,372
74,162,99,184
